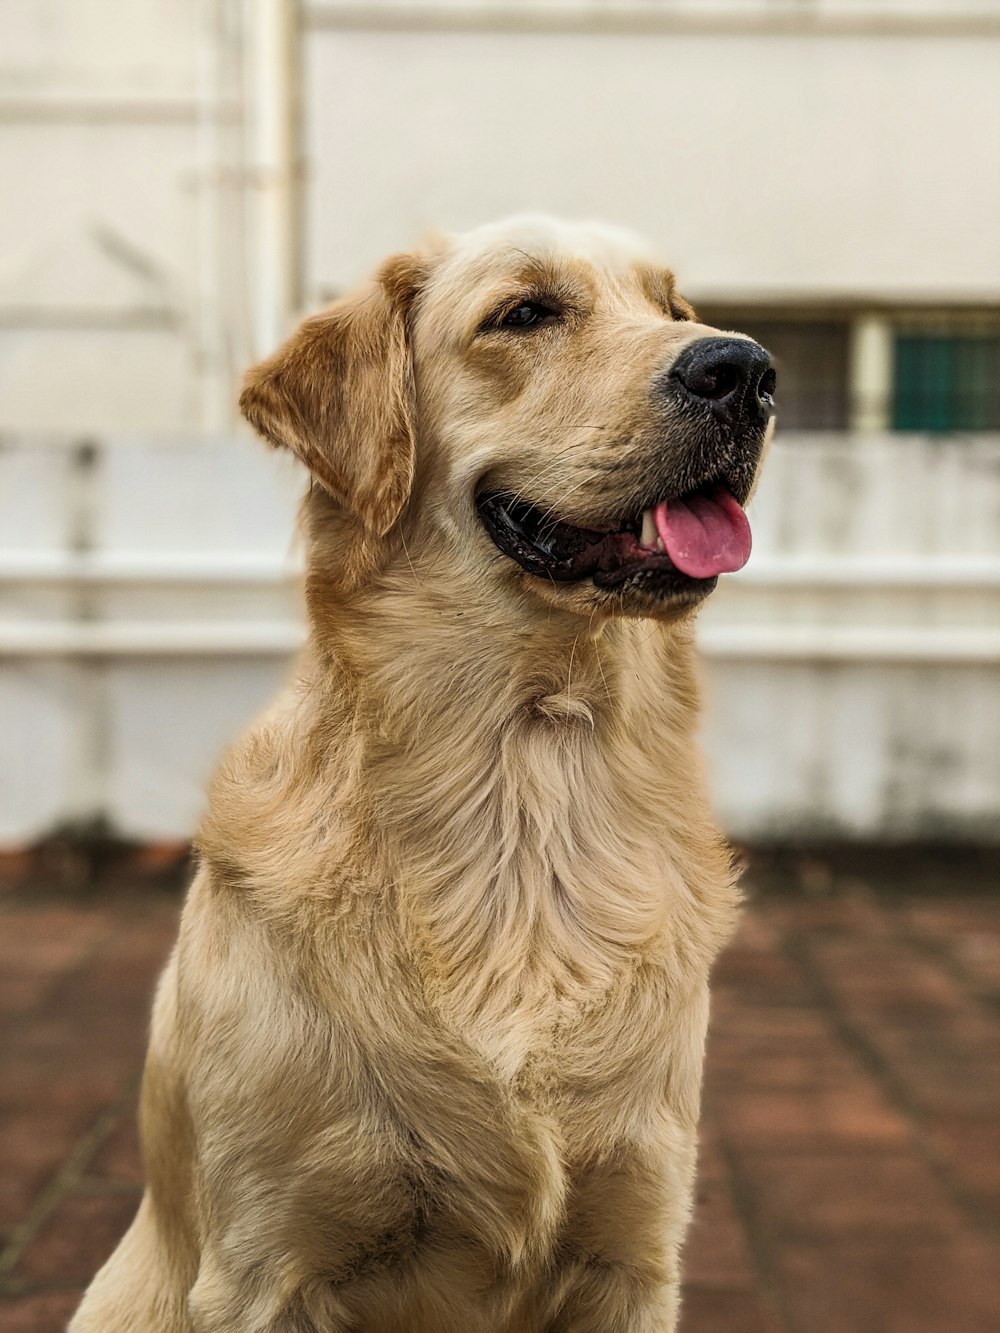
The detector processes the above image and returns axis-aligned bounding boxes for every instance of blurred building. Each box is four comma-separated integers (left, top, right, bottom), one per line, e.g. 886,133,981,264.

2,0,1000,845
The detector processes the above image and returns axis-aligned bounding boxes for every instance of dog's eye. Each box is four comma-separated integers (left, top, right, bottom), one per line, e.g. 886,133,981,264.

500,301,559,330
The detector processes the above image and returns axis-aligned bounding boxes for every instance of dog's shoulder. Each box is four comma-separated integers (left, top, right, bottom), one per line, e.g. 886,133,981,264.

195,663,360,896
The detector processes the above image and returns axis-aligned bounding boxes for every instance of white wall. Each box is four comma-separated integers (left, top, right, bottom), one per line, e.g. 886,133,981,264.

0,0,253,433
699,436,1000,839
0,0,208,430
0,435,304,843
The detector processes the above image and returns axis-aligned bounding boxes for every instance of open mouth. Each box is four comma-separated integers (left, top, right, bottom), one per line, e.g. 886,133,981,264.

477,483,752,595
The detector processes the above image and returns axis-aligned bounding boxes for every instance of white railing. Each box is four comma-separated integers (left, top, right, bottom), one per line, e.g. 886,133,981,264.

2,433,999,842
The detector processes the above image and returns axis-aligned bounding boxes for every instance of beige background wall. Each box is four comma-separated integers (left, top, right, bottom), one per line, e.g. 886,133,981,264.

304,22,1000,304
3,1,999,432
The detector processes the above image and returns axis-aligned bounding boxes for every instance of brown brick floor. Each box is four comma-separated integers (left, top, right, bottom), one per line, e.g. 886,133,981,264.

1,853,998,1332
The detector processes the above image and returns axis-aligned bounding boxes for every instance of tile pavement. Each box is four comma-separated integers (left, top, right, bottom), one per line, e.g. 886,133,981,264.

1,850,998,1331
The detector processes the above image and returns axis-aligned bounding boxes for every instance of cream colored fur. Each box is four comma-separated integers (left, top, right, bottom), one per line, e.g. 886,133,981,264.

72,217,761,1332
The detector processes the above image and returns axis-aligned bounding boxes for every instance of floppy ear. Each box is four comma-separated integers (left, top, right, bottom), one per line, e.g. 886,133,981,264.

239,254,425,537
671,293,697,322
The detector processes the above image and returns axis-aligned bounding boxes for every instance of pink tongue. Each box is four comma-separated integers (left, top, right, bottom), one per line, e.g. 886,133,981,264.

652,490,752,579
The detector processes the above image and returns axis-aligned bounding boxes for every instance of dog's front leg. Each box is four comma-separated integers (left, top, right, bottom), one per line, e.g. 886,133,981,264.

544,1137,695,1333
187,1253,355,1333
546,1260,679,1333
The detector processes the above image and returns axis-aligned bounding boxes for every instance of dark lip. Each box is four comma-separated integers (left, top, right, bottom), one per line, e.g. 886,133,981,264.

476,483,729,595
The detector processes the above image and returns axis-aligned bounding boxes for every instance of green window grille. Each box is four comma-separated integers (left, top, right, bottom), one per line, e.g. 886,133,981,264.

893,333,1000,432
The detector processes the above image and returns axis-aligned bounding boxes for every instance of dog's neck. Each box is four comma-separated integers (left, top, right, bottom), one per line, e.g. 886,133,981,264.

200,546,736,1051
306,566,733,1041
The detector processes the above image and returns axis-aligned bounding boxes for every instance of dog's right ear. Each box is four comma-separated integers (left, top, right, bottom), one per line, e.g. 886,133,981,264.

239,254,427,538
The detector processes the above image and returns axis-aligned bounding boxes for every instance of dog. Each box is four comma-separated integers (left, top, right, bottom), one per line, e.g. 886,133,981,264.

72,216,774,1332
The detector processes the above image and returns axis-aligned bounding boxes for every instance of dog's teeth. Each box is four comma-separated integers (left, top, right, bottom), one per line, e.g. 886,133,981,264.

640,509,658,550
640,508,665,552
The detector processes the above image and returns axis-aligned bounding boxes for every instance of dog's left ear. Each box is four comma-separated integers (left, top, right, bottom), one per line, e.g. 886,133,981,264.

239,253,426,538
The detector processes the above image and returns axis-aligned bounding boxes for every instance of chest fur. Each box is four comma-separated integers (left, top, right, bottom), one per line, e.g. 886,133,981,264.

382,709,732,1080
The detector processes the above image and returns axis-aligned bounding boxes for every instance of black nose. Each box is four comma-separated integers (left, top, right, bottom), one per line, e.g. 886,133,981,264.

669,337,775,427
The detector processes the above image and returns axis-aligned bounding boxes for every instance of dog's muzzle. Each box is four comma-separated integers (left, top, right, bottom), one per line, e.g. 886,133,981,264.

477,336,776,601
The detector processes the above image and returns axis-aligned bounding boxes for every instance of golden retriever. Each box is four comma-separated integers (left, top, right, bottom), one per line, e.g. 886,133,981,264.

72,216,774,1332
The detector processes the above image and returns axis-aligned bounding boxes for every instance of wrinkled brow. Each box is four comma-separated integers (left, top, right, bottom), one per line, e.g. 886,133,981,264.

633,263,681,314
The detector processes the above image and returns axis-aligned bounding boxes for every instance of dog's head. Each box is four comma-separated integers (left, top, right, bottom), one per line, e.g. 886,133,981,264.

241,216,774,622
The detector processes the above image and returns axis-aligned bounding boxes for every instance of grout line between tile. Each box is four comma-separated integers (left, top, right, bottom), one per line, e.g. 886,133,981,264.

780,923,1000,1242
0,1070,142,1290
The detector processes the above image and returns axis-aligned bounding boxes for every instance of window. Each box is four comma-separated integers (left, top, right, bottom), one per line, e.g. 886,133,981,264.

697,309,1000,434
892,332,1000,432
699,311,850,431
